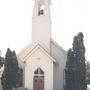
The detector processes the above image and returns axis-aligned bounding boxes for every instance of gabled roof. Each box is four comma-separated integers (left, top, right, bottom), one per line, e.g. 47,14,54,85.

17,43,37,60
17,39,66,64
18,44,56,63
18,39,66,58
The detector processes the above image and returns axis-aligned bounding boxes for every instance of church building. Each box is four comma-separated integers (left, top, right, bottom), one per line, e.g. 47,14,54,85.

17,0,67,90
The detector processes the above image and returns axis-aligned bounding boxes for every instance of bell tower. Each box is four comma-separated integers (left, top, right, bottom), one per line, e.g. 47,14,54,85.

32,0,51,53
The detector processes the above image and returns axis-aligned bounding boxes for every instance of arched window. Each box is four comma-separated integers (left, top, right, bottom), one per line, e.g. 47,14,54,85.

34,67,44,78
35,68,44,74
33,68,44,90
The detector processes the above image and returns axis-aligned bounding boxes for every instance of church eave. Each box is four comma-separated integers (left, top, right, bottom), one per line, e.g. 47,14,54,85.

20,44,56,63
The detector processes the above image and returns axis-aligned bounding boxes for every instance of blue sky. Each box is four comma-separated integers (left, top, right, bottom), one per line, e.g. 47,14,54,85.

0,0,90,61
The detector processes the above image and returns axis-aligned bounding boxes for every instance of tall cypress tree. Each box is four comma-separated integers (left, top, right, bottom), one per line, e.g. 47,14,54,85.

73,35,80,90
11,51,19,89
78,32,86,90
2,48,13,90
73,32,87,90
1,48,19,90
65,49,75,90
65,32,87,90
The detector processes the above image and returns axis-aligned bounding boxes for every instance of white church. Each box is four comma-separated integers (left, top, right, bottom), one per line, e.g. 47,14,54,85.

17,0,67,90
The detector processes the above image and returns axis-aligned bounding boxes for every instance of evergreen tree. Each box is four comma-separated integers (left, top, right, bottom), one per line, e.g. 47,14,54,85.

73,32,87,90
4,48,13,90
65,49,75,90
65,32,87,90
1,48,19,90
11,51,19,88
73,35,80,90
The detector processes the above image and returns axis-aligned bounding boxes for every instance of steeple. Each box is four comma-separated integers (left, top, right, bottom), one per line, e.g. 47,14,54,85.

32,0,51,53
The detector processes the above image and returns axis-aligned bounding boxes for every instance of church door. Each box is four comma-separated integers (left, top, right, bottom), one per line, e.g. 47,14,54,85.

33,68,44,90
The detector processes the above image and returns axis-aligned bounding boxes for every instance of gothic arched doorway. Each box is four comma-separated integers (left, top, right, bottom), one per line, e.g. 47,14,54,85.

33,68,44,90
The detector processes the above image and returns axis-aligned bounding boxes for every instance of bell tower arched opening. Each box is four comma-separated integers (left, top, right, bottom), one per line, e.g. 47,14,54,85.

38,4,44,15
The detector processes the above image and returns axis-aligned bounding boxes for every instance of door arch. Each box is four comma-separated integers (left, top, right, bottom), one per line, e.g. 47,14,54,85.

33,68,44,90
